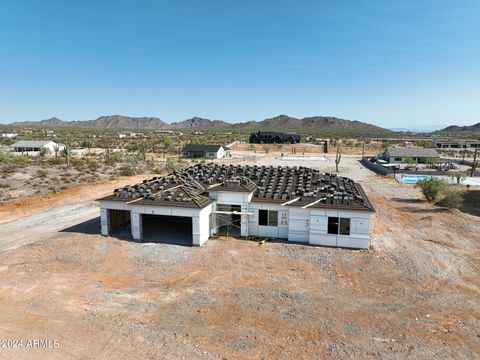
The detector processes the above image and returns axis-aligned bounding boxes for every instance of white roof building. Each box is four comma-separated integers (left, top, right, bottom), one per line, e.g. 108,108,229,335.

10,140,65,156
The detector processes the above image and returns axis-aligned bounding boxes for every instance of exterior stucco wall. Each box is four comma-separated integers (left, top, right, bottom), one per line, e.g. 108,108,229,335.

99,193,373,249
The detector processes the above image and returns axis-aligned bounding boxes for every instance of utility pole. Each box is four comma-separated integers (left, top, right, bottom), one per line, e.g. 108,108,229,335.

361,138,365,158
471,148,478,177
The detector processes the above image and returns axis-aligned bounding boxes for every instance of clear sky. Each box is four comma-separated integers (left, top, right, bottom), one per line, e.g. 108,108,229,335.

0,0,479,127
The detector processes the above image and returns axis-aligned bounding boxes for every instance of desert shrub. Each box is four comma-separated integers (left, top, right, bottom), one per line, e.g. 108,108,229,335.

416,178,448,202
437,185,464,209
0,153,30,166
104,152,123,165
165,159,179,173
1,164,17,173
0,151,11,164
0,183,10,188
119,166,135,176
87,159,99,171
47,157,63,165
36,169,48,178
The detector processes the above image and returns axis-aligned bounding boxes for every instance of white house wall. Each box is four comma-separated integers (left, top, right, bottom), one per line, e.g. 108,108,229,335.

99,194,372,249
197,205,212,246
248,202,288,239
310,209,371,249
288,207,311,243
210,190,254,237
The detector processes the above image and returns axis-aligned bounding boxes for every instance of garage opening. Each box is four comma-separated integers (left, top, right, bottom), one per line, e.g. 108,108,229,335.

141,214,193,245
108,209,131,233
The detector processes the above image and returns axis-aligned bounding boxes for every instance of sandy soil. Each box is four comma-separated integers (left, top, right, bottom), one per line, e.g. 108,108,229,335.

0,157,479,359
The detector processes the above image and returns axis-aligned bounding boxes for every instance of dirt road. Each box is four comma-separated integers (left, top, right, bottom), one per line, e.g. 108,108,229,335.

0,162,479,359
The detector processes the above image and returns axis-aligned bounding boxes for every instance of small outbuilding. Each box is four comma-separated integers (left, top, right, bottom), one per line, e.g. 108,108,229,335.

181,144,230,159
383,147,439,164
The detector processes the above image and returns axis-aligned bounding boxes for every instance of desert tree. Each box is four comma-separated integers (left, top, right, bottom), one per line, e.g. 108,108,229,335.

425,157,437,168
416,178,448,202
449,171,466,184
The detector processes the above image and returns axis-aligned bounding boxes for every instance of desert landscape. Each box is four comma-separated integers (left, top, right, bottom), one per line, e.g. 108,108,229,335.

0,154,478,359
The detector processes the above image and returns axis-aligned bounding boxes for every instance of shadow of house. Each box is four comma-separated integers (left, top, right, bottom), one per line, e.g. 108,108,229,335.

460,190,480,217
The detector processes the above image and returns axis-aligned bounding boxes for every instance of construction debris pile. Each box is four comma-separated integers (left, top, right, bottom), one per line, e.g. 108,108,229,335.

110,164,373,210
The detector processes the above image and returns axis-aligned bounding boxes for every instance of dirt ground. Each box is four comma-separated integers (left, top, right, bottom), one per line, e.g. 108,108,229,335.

230,142,383,156
0,156,479,359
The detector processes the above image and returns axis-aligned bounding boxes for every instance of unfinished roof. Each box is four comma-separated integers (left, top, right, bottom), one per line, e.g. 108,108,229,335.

100,164,374,211
385,147,439,158
11,140,52,148
182,144,225,152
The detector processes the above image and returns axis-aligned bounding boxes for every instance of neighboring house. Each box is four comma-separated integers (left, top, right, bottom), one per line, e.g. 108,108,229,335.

433,139,480,150
17,129,33,134
10,140,65,156
249,131,301,144
118,132,144,138
383,147,439,164
0,132,17,138
181,144,230,159
156,130,176,136
45,130,56,138
98,164,374,249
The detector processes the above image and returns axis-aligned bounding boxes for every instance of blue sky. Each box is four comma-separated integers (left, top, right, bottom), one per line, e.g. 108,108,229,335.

0,0,479,127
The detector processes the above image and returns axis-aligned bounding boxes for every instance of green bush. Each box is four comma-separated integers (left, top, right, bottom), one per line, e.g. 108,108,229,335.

105,152,123,165
437,185,464,209
416,178,448,202
0,151,11,164
0,152,28,166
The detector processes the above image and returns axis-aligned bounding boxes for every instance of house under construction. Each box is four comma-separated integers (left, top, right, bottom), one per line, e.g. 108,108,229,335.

97,164,374,249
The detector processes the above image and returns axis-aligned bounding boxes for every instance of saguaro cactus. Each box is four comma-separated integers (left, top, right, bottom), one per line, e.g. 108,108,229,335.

335,146,342,172
53,143,60,158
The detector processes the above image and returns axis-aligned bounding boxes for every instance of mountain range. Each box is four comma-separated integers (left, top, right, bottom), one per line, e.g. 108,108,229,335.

438,122,480,133
9,114,393,136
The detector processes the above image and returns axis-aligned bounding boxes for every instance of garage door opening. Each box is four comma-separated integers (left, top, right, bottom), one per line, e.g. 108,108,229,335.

108,209,131,235
141,214,193,245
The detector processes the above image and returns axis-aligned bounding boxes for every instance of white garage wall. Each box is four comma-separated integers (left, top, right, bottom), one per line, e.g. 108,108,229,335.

196,204,213,246
128,204,212,246
99,200,133,236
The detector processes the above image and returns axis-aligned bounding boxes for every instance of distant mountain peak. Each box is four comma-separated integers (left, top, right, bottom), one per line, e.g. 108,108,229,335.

439,122,480,133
